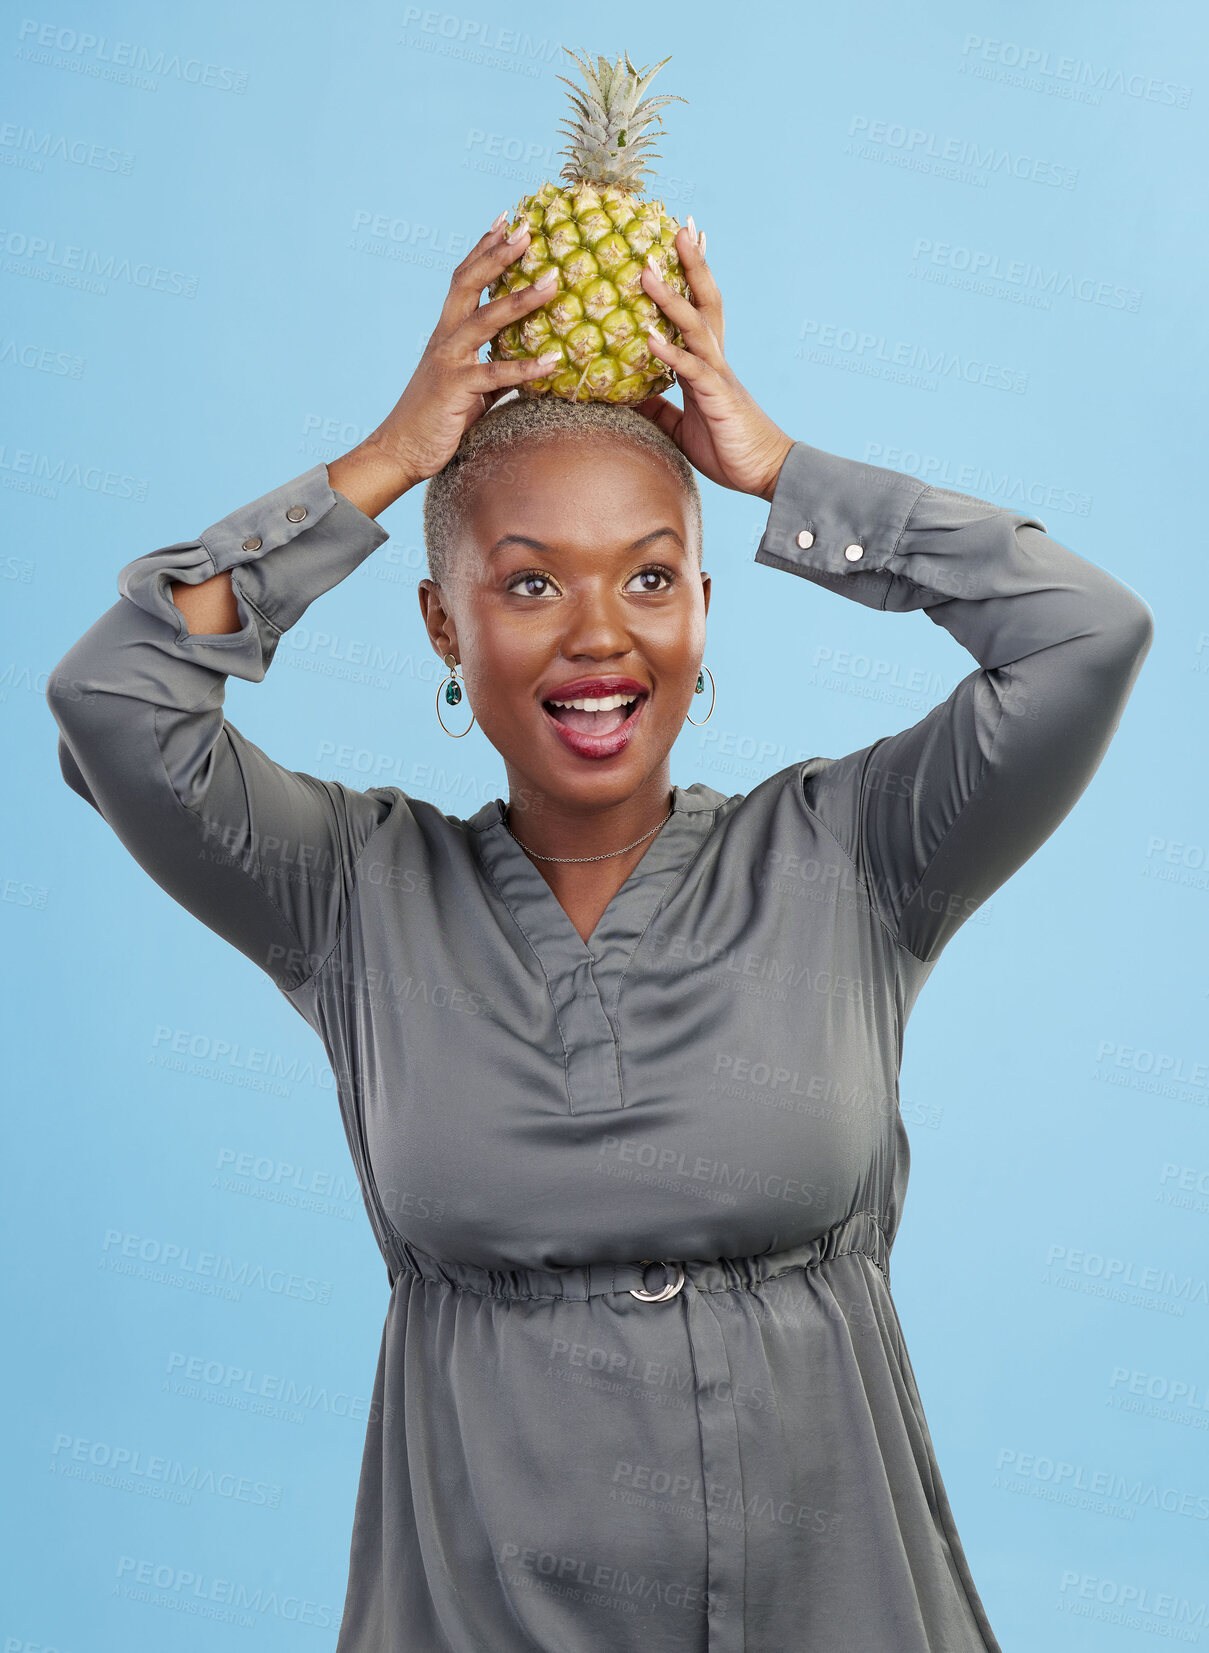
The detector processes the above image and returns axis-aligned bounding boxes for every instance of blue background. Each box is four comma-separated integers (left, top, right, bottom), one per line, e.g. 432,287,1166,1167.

3,1,1207,1647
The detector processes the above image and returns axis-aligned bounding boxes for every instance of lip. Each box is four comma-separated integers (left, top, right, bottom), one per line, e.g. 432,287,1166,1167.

541,675,649,703
539,677,650,762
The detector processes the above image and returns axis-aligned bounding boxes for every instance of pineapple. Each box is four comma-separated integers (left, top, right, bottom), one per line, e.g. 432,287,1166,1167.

487,49,692,405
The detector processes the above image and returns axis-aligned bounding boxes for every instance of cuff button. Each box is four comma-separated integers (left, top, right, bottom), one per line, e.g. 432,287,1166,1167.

285,504,308,523
796,528,815,549
242,536,262,552
843,542,865,561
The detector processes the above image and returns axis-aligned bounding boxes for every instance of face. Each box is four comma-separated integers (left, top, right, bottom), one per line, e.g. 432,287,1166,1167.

418,438,710,817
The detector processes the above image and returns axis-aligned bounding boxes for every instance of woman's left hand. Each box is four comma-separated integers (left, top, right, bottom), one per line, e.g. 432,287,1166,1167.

636,227,795,503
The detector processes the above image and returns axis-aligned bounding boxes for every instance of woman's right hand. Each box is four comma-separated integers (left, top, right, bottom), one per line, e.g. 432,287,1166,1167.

346,217,559,500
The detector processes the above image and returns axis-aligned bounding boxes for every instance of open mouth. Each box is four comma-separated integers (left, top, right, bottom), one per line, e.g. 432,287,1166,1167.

539,688,649,759
542,691,643,736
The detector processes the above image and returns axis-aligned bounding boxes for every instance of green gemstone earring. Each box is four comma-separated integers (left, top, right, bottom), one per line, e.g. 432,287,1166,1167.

436,651,476,738
685,663,716,725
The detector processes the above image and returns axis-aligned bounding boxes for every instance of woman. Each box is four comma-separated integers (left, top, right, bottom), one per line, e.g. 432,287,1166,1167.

47,214,1153,1652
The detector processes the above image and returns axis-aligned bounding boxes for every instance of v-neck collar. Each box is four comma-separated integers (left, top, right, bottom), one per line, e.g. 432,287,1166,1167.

466,781,728,1113
467,782,726,964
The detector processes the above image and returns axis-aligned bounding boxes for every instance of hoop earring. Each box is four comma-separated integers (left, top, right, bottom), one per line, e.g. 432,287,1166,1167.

435,651,476,737
685,663,716,725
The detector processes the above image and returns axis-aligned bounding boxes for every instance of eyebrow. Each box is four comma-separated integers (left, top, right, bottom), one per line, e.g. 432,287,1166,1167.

488,527,684,559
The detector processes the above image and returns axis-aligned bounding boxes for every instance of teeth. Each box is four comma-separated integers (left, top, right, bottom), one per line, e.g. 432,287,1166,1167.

547,692,638,712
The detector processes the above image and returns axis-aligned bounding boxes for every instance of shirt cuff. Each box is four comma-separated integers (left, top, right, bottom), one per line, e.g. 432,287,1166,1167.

754,440,927,610
118,462,391,644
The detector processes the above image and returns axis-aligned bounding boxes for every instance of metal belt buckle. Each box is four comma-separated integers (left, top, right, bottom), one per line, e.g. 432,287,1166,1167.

629,1259,686,1301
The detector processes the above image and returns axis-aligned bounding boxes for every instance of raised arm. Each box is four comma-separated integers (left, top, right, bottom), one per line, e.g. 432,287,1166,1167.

634,230,1155,969
44,216,566,995
754,440,1155,964
46,463,403,993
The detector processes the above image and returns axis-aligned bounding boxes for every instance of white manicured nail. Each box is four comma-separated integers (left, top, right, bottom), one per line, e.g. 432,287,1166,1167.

534,269,557,289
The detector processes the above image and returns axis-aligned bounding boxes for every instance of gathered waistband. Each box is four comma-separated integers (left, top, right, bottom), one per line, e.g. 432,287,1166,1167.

384,1209,890,1299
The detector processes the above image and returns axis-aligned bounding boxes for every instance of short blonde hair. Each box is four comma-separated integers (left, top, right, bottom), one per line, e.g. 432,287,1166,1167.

421,391,703,587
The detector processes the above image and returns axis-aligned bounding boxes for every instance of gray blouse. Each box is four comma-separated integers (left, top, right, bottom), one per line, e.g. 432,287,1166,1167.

46,438,1153,1652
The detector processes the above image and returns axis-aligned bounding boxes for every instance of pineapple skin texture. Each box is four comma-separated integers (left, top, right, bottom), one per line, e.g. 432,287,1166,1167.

488,180,691,405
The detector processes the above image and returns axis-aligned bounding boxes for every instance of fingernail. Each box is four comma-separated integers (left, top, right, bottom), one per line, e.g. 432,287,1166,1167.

490,210,507,231
646,329,663,348
686,215,696,240
698,230,706,256
537,351,561,366
646,253,662,274
534,269,557,289
506,222,529,243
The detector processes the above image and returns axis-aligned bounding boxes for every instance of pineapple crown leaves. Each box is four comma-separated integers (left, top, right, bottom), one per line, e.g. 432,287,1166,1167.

555,47,687,191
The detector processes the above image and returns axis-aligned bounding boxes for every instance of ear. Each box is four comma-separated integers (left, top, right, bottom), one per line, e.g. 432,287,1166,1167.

418,578,457,658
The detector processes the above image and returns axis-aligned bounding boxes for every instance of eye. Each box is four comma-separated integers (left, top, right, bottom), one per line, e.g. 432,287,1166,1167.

506,569,561,598
626,564,676,593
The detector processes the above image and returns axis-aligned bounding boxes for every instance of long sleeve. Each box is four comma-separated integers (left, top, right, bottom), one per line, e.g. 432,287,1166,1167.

45,462,399,993
755,439,1155,965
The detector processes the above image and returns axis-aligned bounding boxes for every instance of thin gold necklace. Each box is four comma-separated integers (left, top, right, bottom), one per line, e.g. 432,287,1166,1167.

504,797,674,864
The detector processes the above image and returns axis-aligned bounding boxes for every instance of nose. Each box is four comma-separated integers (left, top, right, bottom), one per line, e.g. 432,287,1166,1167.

557,587,635,662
